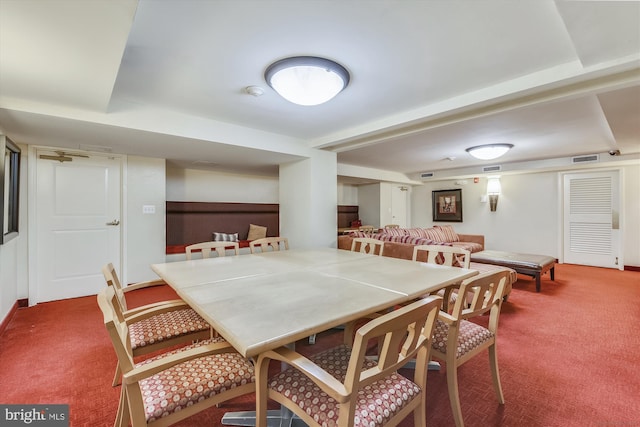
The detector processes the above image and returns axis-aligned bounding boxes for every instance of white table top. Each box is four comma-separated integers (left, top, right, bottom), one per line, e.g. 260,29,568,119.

152,248,476,358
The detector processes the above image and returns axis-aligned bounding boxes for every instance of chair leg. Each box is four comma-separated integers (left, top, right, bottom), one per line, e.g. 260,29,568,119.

112,362,121,387
446,362,465,427
115,386,129,427
255,355,271,427
414,397,427,427
489,344,505,404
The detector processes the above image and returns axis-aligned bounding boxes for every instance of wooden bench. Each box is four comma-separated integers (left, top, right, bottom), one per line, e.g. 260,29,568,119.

470,250,556,292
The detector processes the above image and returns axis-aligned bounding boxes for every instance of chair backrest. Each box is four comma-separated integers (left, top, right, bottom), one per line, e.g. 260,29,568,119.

350,237,384,256
358,225,376,233
384,224,400,229
412,244,471,268
97,286,136,374
450,270,510,327
186,241,240,260
102,263,130,314
249,237,289,253
344,296,442,400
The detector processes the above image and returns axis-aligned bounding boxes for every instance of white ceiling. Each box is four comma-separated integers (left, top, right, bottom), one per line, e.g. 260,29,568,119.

1,0,639,180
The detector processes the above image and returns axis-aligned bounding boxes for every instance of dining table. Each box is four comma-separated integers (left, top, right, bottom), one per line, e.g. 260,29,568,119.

151,247,477,426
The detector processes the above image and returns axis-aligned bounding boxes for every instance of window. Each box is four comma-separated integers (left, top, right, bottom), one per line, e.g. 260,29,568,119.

1,135,21,244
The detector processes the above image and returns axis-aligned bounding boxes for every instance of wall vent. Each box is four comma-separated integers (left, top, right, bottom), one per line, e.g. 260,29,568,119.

482,165,502,173
420,172,434,179
572,154,599,164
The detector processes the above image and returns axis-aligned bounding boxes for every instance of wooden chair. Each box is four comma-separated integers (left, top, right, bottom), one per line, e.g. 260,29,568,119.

412,245,471,310
102,263,212,386
255,295,443,427
249,237,289,253
350,237,384,256
185,241,240,259
412,244,471,268
102,263,181,314
97,286,255,427
430,270,511,427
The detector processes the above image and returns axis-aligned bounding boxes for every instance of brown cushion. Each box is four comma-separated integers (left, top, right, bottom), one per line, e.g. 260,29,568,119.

247,224,267,240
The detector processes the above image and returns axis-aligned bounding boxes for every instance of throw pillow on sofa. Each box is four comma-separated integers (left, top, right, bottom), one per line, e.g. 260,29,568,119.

213,232,239,242
434,225,460,242
247,224,267,240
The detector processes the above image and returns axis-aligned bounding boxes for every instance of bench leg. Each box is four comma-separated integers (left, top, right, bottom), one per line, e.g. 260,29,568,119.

536,273,541,292
550,266,555,281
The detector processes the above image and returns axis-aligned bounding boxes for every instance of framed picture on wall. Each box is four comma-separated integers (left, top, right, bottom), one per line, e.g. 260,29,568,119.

432,189,462,222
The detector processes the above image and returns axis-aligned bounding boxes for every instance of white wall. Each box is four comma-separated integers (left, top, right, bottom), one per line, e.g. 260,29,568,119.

337,183,358,205
166,166,278,202
358,183,381,227
411,163,640,266
125,156,166,283
621,165,640,266
280,150,338,248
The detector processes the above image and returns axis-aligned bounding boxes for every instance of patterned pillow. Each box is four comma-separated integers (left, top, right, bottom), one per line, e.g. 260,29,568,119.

424,227,448,242
382,227,407,237
247,224,267,240
434,225,460,242
213,232,239,242
406,228,429,238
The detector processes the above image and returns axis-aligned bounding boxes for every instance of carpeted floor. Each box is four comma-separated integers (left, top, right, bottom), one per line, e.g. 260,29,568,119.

1,263,639,426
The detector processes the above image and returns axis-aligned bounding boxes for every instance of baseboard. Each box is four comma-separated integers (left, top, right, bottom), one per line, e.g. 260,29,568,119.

625,265,640,272
0,301,19,337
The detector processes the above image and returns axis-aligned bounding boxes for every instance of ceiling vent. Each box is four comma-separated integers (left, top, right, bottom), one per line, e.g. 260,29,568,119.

420,172,435,179
482,165,502,173
571,154,599,164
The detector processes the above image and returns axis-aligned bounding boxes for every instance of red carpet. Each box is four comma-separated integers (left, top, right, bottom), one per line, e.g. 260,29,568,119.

1,264,639,426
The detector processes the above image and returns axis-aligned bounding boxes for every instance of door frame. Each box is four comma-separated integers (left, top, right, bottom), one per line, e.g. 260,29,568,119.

27,145,126,305
558,168,624,270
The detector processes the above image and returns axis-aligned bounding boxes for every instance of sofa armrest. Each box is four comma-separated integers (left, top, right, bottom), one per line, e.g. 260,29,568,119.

457,234,484,248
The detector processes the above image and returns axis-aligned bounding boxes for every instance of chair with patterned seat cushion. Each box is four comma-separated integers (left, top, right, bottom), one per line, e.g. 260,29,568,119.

102,264,213,386
186,241,240,259
97,286,256,427
350,237,384,256
249,236,289,253
102,263,182,315
255,295,442,427
412,245,471,311
429,270,510,427
412,244,471,268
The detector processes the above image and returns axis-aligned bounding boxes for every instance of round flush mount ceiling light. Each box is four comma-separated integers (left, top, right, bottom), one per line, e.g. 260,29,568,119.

264,56,350,106
466,144,514,160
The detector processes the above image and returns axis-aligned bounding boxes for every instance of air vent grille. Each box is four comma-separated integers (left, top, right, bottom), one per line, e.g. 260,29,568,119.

572,154,599,164
482,165,502,173
420,172,434,179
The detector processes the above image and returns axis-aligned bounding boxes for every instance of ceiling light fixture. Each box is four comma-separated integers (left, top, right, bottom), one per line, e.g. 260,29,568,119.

466,144,513,160
264,56,350,106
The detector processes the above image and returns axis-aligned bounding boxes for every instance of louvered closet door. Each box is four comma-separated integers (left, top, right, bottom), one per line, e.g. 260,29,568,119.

563,171,621,269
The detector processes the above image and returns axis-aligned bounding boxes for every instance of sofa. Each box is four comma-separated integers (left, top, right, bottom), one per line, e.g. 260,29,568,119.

337,225,484,258
337,225,516,297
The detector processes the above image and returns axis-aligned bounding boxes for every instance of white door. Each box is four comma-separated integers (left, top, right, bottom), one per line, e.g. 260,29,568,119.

563,170,621,269
391,186,408,228
35,150,122,302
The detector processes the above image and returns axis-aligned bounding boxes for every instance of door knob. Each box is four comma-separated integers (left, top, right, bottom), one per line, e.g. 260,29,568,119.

106,220,120,226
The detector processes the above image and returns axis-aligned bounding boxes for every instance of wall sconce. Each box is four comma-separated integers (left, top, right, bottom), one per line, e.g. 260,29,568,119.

486,177,501,212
